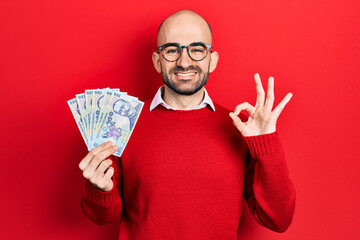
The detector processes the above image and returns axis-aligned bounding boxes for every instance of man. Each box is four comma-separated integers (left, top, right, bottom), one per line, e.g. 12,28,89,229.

79,10,295,239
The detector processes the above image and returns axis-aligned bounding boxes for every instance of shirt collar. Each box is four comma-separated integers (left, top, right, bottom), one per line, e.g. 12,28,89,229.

149,86,215,111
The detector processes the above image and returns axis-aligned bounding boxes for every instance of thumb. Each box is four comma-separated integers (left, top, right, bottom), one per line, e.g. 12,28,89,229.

229,112,245,131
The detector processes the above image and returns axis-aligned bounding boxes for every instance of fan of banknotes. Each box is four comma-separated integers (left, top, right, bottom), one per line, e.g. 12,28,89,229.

67,88,144,157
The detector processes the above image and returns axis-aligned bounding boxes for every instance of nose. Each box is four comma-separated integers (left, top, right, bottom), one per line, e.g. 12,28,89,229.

176,47,192,68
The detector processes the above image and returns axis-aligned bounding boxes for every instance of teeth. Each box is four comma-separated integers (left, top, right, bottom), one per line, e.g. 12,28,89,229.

176,72,196,76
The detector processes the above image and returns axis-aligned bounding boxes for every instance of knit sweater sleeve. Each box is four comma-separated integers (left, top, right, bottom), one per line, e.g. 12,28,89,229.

242,132,296,232
80,155,123,225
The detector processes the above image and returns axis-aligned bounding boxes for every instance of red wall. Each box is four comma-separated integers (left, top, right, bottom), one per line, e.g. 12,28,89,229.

1,0,359,239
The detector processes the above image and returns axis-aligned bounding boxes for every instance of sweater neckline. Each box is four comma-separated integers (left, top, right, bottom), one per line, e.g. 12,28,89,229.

149,103,214,120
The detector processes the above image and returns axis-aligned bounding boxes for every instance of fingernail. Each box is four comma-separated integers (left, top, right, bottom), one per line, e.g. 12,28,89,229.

112,145,118,150
106,141,112,146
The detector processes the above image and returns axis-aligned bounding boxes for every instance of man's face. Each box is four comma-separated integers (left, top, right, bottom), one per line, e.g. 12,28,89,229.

153,12,218,96
160,46,211,95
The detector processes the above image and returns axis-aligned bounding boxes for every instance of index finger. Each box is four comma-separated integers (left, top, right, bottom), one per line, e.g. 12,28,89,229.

79,141,113,171
254,73,265,107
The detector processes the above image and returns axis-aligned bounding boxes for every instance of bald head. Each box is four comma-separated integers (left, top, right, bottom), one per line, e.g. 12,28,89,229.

157,10,213,46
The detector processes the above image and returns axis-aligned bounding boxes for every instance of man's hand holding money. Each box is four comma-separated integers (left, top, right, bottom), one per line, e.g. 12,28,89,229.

79,141,119,192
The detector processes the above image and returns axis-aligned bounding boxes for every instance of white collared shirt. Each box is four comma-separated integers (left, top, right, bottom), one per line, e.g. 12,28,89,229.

149,86,216,111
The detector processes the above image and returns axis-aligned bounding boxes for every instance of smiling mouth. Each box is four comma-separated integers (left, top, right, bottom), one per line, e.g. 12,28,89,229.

174,72,197,77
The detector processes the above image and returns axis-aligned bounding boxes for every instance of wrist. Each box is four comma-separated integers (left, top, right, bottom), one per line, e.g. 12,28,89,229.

243,132,282,156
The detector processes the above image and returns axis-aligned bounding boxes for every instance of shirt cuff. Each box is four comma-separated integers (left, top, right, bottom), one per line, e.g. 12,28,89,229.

243,132,283,157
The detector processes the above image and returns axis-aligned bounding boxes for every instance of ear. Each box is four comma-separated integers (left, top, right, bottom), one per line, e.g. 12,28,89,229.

152,52,161,73
209,51,219,73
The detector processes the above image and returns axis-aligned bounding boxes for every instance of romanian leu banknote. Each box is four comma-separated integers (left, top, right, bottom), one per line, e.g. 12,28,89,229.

92,89,127,143
85,89,95,145
68,89,143,157
75,93,90,137
67,98,88,146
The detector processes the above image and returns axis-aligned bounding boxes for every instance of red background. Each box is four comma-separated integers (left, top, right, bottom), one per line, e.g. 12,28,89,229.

1,0,359,239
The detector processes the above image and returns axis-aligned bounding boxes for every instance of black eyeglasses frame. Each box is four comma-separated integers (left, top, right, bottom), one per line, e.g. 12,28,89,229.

157,42,213,62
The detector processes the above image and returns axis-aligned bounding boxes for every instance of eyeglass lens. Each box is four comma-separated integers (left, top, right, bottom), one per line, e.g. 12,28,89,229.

163,43,208,61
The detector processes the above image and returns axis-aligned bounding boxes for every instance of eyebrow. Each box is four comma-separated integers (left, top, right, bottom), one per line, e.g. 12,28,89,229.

190,42,204,46
160,42,208,47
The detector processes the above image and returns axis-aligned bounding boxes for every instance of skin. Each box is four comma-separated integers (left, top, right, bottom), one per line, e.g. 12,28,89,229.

79,10,293,191
152,10,219,110
79,141,118,192
229,73,293,136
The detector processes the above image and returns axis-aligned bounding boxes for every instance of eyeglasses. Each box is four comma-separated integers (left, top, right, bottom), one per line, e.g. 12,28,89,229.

157,42,212,62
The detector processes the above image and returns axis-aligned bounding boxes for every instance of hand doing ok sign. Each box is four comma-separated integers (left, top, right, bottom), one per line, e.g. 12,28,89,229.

229,73,293,137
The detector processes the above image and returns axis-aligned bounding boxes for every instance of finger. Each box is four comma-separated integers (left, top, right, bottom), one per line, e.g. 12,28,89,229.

103,166,115,181
95,159,113,175
233,102,254,116
82,145,118,179
93,166,115,192
79,141,113,171
272,93,293,118
229,112,246,132
254,73,265,107
90,159,113,184
102,167,115,191
264,76,275,110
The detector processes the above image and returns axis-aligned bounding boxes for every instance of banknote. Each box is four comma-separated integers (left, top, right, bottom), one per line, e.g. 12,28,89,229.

94,89,122,140
108,93,144,155
93,92,143,156
90,88,105,146
67,98,88,146
85,90,95,145
75,93,90,137
68,88,143,157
